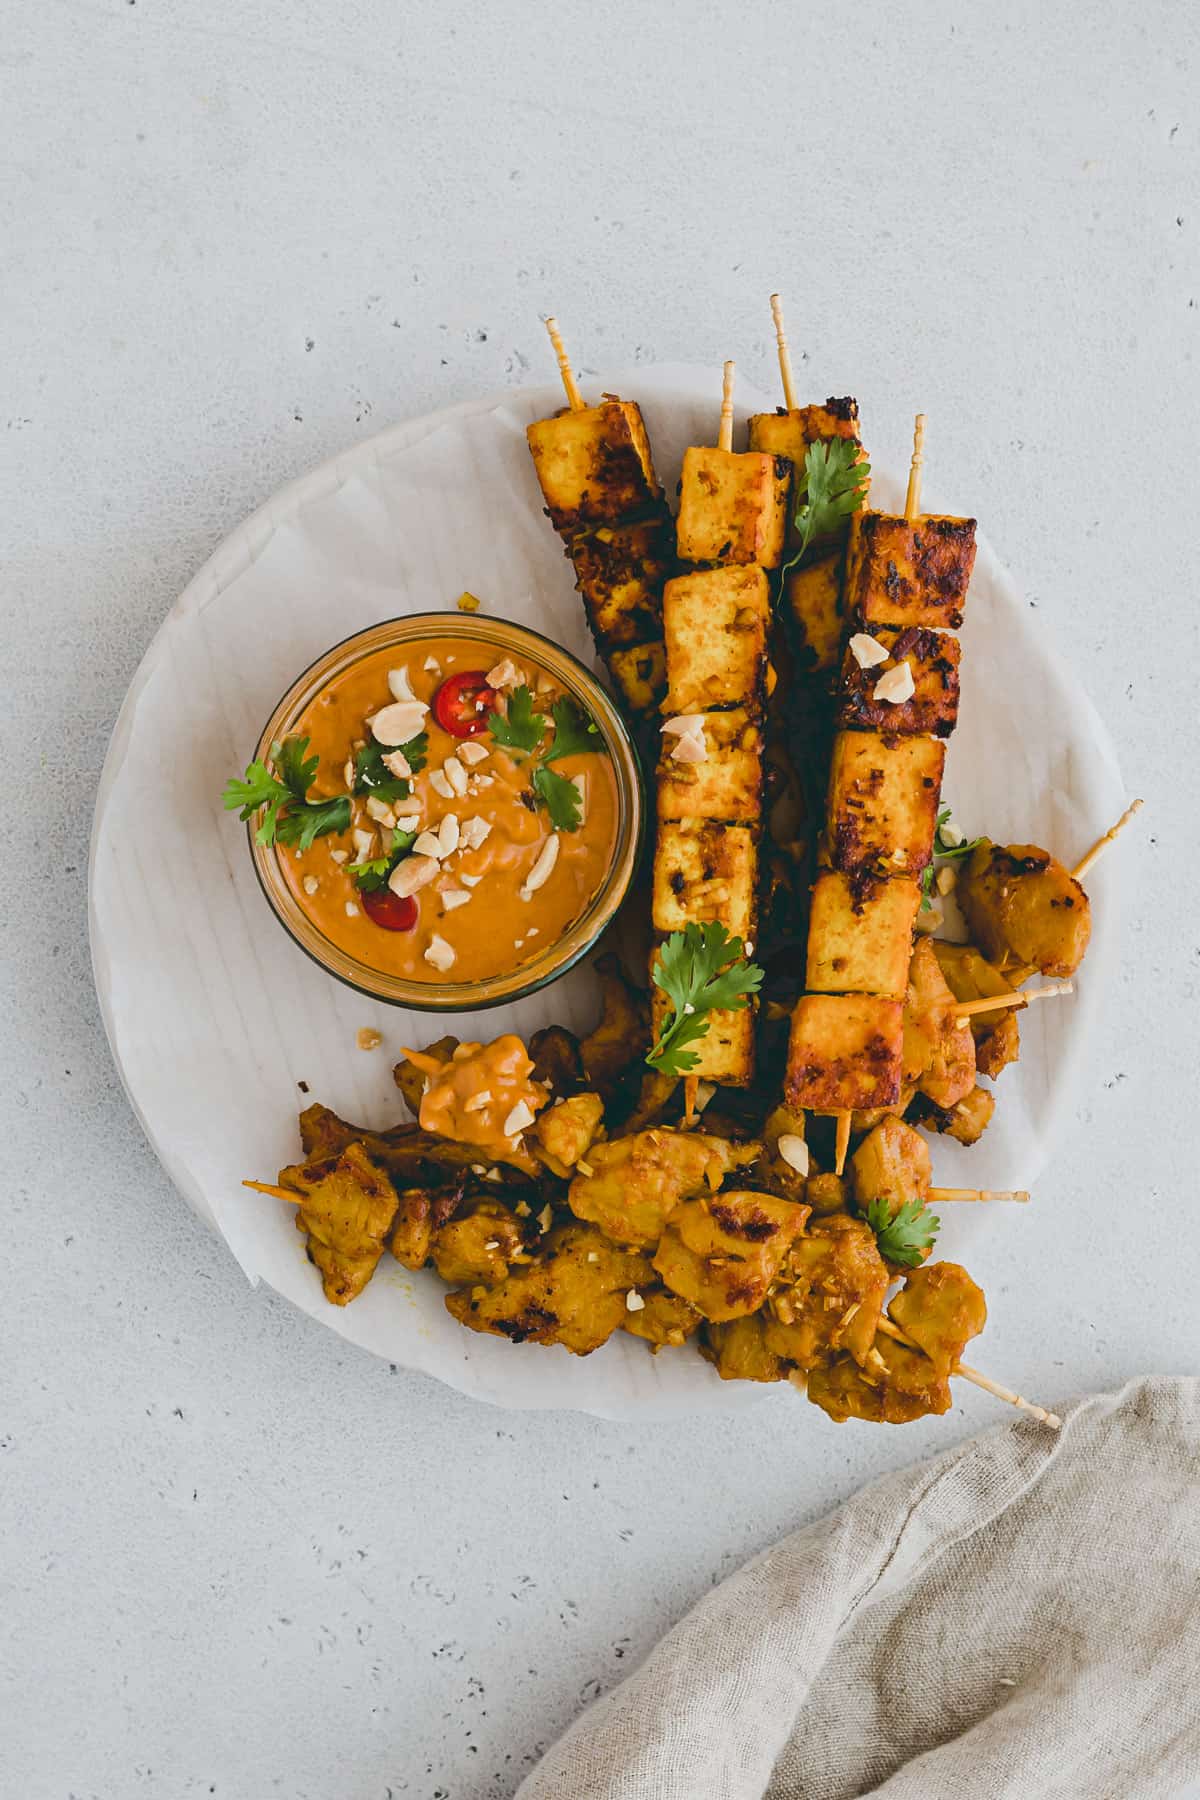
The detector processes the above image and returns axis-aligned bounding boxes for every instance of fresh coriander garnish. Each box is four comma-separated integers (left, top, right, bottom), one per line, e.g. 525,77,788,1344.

222,735,351,851
920,806,985,908
647,922,764,1078
353,732,428,803
543,695,603,763
864,1196,940,1268
531,765,583,832
488,685,546,755
348,825,419,892
781,439,871,573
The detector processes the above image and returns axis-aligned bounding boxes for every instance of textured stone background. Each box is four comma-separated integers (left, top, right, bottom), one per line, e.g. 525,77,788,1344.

3,3,1197,1796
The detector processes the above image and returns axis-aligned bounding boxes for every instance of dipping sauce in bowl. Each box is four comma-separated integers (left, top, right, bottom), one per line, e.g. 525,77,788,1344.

242,613,643,1009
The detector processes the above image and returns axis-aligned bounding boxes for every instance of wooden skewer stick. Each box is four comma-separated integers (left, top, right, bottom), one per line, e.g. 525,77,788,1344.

769,294,797,412
928,1187,1030,1204
904,413,926,522
718,360,735,452
543,316,585,412
682,1074,700,1128
244,1180,299,1204
952,982,1073,1020
876,1315,1061,1429
834,1111,852,1176
1072,797,1144,881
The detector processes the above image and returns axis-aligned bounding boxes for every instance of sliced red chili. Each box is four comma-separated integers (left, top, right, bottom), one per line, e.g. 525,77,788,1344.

432,669,499,738
360,888,419,932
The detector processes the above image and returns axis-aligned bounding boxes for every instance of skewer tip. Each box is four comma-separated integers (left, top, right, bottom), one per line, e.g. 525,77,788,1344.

768,295,797,411
718,360,736,451
543,315,585,411
1072,797,1145,881
904,412,927,522
833,1111,852,1176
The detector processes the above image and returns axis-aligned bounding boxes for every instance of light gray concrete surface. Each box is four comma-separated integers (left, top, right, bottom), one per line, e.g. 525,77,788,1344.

4,3,1198,1796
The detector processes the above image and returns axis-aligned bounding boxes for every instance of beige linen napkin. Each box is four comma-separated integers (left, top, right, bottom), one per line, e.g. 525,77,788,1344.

516,1378,1200,1799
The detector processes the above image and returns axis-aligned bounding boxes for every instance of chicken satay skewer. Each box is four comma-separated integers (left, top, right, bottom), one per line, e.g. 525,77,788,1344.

769,293,797,411
952,981,1074,1020
927,1187,1030,1203
904,412,927,521
543,315,585,412
875,1315,1061,1427
1072,797,1144,881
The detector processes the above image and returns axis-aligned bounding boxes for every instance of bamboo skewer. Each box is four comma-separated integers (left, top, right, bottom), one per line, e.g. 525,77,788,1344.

543,315,585,412
1072,797,1144,881
244,1180,299,1204
834,1111,852,1176
928,1187,1030,1204
952,982,1073,1020
876,1315,1061,1429
904,413,926,521
718,360,735,452
769,293,797,411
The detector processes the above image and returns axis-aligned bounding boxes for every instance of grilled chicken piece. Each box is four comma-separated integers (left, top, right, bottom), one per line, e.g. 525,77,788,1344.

826,730,946,877
430,1199,530,1286
654,1190,810,1322
661,565,771,714
621,1286,702,1350
531,1093,605,1178
273,1142,401,1306
837,626,961,738
804,1171,849,1215
932,941,1021,1079
889,1261,987,1378
785,993,904,1113
911,1084,996,1145
568,1129,759,1249
675,446,789,568
445,1224,652,1356
389,1180,468,1271
850,1115,932,1213
957,840,1092,980
845,512,977,632
392,1036,459,1117
578,954,650,1098
526,399,663,534
805,870,922,1000
903,939,977,1112
704,1312,788,1383
762,1213,889,1371
807,1339,952,1424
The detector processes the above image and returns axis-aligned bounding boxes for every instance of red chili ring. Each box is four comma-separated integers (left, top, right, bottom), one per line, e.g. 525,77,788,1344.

432,669,500,738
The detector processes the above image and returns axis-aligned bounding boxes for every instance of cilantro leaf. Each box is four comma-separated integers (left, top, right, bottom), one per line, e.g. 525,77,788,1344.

920,806,985,909
274,736,319,800
353,732,428,803
543,695,605,764
275,794,351,852
222,759,290,844
647,922,764,1077
782,439,871,573
488,685,546,755
349,825,419,892
221,734,349,849
531,765,583,832
864,1196,940,1268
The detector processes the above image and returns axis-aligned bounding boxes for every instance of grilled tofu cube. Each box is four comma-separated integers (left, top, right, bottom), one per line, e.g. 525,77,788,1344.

662,566,770,713
651,821,757,939
846,511,977,630
657,708,763,824
748,401,863,553
568,514,674,648
805,870,921,999
838,625,961,737
607,639,666,714
827,730,945,876
650,979,756,1086
526,398,662,534
675,447,789,568
783,551,845,674
785,994,904,1113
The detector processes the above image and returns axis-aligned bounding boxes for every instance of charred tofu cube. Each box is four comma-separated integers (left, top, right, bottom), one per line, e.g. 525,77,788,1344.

526,398,662,534
650,979,756,1086
657,708,763,824
785,994,904,1114
607,639,666,715
748,401,863,552
846,511,977,630
662,566,770,713
805,870,921,999
651,820,757,939
827,731,945,876
675,447,789,568
838,626,961,737
568,514,674,649
783,551,845,674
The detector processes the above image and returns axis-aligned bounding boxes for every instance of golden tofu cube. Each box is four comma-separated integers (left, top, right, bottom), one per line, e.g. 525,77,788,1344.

784,551,845,674
675,446,789,568
568,514,674,648
650,979,756,1087
651,821,757,939
662,566,771,713
784,994,904,1113
838,626,961,738
805,870,921,998
526,398,661,534
657,708,763,824
846,511,977,630
748,401,863,552
606,639,666,714
827,731,946,876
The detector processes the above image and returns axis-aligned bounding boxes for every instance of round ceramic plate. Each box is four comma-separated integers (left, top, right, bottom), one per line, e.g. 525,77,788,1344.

89,364,1127,1420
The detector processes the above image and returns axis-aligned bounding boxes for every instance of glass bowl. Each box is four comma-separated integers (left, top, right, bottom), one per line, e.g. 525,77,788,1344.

247,612,644,1010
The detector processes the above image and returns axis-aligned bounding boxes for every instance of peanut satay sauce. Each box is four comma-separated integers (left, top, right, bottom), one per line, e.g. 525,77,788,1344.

403,1036,548,1172
279,637,619,983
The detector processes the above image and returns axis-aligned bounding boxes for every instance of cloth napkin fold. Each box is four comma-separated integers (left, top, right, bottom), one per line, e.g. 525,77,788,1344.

516,1378,1200,1799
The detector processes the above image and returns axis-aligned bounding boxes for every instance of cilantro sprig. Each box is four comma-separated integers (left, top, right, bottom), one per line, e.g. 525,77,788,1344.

348,825,418,893
544,695,603,763
531,766,583,832
782,439,871,573
920,806,985,909
223,735,351,851
864,1197,940,1269
353,732,428,804
488,686,546,755
489,686,606,833
647,922,764,1077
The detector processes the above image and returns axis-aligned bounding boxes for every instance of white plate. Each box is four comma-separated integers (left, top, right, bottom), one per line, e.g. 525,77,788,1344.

89,364,1127,1421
